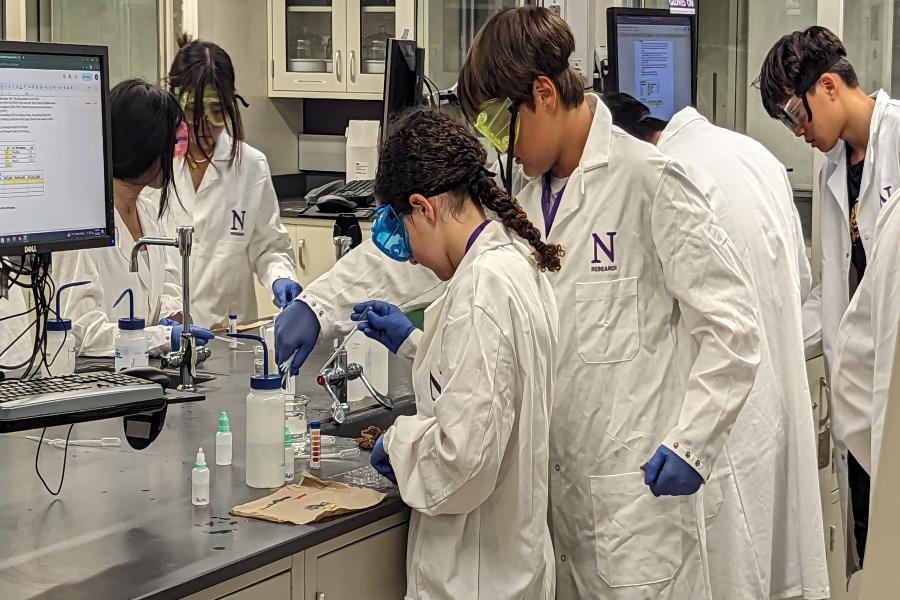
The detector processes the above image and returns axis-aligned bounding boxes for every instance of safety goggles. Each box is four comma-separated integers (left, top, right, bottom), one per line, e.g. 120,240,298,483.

474,97,520,154
372,205,412,262
776,94,810,132
174,87,227,127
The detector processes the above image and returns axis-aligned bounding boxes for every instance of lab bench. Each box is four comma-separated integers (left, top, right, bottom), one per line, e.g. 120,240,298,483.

0,342,411,600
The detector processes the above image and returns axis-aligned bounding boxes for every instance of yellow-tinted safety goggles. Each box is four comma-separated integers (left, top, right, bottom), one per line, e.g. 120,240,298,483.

174,87,227,128
474,97,520,153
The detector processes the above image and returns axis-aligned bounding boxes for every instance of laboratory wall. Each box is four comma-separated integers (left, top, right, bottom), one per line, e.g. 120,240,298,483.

197,0,303,175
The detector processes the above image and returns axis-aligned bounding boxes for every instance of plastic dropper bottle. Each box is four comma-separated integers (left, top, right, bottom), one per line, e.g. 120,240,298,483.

216,411,232,466
192,447,210,506
43,280,89,377
284,426,295,482
229,332,285,489
113,288,149,371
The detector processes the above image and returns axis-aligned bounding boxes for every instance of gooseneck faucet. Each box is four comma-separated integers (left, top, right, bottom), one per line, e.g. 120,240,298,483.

130,226,197,391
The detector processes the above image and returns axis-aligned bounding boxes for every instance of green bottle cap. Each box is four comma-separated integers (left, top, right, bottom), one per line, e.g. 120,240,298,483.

218,411,230,433
284,426,292,448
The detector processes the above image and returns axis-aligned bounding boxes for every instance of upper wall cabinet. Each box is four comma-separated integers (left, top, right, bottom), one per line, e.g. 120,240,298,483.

269,0,415,99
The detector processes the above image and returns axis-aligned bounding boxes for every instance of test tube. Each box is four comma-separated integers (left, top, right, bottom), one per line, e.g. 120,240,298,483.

308,421,321,470
228,313,238,349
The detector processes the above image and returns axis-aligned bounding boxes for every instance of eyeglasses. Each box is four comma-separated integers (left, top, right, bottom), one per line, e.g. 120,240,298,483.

174,87,227,128
371,205,412,262
776,94,810,132
474,97,520,154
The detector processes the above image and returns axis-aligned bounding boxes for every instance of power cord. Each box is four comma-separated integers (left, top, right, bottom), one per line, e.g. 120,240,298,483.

34,424,75,496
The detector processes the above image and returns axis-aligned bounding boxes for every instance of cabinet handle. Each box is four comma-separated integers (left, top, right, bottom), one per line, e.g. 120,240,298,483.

336,50,342,82
818,376,830,427
350,50,357,82
317,594,326,600
296,239,306,270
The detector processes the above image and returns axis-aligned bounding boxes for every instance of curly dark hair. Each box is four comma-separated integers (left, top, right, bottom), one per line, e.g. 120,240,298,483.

374,109,564,272
757,26,858,119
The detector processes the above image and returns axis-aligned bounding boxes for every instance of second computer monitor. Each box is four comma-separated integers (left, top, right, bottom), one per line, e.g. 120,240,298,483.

381,38,424,147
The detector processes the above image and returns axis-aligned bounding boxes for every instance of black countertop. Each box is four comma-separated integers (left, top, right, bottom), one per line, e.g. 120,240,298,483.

0,340,410,600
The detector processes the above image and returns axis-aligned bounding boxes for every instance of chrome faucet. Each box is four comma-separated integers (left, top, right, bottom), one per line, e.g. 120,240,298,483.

130,226,198,391
316,235,393,424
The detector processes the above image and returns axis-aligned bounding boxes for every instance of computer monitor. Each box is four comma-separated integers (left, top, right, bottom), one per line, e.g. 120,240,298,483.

606,8,697,120
0,41,114,257
380,38,424,147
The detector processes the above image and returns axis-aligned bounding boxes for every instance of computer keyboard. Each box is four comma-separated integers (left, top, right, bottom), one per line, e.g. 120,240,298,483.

332,179,376,205
0,372,165,425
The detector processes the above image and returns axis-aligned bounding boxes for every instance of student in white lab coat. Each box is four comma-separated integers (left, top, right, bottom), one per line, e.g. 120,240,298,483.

758,25,900,569
606,92,829,600
354,109,559,600
157,36,299,329
54,79,213,357
277,8,761,599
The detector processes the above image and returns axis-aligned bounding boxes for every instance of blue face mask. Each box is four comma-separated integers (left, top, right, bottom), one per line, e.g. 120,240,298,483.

372,205,412,262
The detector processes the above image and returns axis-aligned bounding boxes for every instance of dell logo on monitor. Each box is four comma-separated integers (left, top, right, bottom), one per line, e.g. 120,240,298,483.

24,245,38,253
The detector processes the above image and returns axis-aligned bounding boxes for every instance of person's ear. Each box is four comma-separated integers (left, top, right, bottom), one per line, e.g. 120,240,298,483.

819,73,839,99
533,76,558,113
408,193,437,225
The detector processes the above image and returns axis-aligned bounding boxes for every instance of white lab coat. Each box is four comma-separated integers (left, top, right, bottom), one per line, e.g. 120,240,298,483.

657,107,828,600
0,287,32,371
301,94,760,599
155,133,296,328
804,89,900,570
52,195,181,357
385,221,556,600
832,187,900,499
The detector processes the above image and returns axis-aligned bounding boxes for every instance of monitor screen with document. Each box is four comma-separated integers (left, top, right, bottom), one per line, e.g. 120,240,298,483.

0,41,114,256
606,8,697,121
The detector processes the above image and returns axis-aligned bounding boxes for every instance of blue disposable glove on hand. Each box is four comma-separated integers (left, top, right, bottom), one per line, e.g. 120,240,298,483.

370,434,397,484
351,300,415,354
643,445,704,497
275,300,321,376
159,318,215,352
272,278,302,308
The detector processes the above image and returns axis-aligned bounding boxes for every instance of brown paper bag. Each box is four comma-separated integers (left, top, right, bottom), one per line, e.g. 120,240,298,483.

230,475,387,525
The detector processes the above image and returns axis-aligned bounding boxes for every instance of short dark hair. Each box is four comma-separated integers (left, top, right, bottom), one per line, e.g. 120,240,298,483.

375,109,564,272
168,34,246,164
757,26,859,118
457,6,585,122
602,93,668,143
109,79,182,218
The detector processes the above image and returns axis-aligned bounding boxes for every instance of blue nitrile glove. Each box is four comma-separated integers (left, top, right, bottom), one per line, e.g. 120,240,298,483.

275,299,321,376
351,300,415,354
370,434,397,484
272,278,302,308
643,445,704,497
159,318,214,352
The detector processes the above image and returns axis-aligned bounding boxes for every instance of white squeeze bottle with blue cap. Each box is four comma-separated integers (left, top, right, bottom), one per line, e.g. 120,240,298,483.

230,333,285,489
43,280,89,377
114,288,150,371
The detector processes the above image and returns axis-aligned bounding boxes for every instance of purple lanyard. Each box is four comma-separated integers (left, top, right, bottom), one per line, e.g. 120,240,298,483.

541,172,566,237
465,219,491,254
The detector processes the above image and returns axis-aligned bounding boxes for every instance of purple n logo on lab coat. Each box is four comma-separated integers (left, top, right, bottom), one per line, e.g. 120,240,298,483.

591,232,618,272
230,209,246,235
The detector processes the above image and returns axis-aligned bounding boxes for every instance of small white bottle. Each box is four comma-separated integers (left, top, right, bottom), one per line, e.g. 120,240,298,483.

43,280,89,378
191,447,210,506
228,313,238,349
216,411,232,466
284,426,295,482
235,333,286,489
113,289,149,371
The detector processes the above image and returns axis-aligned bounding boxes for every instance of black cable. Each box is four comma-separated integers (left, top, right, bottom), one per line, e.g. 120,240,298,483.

35,424,75,496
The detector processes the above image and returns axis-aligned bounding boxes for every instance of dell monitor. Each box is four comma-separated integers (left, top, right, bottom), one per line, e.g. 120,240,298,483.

381,38,424,147
606,8,697,120
0,41,114,257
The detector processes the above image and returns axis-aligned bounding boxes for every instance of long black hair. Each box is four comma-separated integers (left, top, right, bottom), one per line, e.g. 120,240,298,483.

168,34,247,164
375,109,564,272
109,78,183,218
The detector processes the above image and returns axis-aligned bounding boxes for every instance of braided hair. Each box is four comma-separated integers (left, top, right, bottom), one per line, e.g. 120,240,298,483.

374,109,564,272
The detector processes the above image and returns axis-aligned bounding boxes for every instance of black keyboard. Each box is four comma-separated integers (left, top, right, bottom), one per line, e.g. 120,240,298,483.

0,372,164,425
332,179,376,205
